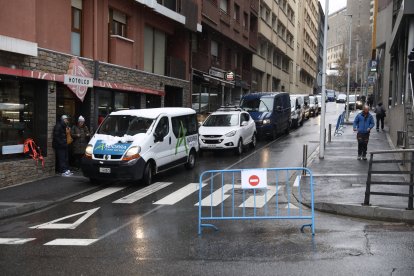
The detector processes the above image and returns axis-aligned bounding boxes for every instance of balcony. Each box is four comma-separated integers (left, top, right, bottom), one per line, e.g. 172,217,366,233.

192,52,210,73
249,31,258,50
202,0,219,25
242,69,251,84
166,56,186,80
250,0,259,15
219,9,230,26
109,35,134,68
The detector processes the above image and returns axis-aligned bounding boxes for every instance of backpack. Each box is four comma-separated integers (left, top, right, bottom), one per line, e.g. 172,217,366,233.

23,138,45,168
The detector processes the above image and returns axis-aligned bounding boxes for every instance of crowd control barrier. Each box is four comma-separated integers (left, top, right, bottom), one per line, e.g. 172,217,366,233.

198,167,315,235
334,111,345,136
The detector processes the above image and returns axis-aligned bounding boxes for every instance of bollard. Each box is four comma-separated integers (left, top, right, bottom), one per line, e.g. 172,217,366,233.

302,144,308,175
328,124,332,142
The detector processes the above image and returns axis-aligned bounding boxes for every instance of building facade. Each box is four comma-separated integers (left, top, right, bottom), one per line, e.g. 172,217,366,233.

326,7,348,70
191,0,258,116
314,1,325,94
0,0,201,187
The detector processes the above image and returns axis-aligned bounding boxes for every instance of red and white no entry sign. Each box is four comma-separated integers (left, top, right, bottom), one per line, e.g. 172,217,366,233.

242,169,267,189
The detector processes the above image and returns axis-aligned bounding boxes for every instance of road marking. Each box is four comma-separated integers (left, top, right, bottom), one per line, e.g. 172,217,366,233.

74,186,126,202
29,207,100,230
153,183,207,205
285,203,299,209
44,238,98,246
293,175,301,187
113,182,173,204
195,184,241,207
0,238,36,245
239,186,279,208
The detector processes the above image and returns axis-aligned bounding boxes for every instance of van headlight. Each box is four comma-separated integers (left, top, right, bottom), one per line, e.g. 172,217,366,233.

123,146,141,161
85,144,93,158
225,130,237,137
262,119,271,125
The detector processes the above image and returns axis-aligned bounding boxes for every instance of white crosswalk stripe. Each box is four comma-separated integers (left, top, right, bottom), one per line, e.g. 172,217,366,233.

195,184,241,207
74,187,126,203
113,182,173,204
44,238,98,246
0,238,36,245
239,186,280,208
153,183,207,205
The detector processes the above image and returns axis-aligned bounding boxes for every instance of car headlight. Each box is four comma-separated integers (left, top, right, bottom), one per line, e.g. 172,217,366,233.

123,146,141,161
225,130,237,137
262,119,271,125
85,144,93,158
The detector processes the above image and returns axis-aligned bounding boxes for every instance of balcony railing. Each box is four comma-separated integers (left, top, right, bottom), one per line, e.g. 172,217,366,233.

219,9,230,26
250,0,259,14
249,31,258,50
192,52,210,73
202,0,219,24
166,56,186,80
109,35,134,68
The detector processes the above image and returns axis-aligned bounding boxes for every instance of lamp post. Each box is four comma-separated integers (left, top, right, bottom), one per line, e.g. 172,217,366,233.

345,14,353,122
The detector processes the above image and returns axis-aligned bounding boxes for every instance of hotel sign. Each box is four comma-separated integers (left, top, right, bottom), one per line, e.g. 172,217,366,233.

64,75,93,87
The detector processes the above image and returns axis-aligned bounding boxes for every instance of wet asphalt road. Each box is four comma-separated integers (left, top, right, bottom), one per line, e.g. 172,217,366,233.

0,103,413,275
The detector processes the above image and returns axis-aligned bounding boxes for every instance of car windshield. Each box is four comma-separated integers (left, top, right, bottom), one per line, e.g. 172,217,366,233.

309,96,315,103
290,98,297,108
203,114,239,127
97,115,154,136
240,97,274,112
349,95,356,102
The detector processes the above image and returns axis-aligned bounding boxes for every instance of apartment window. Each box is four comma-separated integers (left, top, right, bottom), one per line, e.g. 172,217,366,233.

243,12,248,30
157,0,179,12
110,9,127,37
144,26,166,75
220,0,228,14
211,40,220,61
234,3,240,22
71,0,82,56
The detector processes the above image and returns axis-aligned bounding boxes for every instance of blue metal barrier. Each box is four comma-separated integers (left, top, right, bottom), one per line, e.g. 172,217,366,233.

334,111,345,136
198,167,315,235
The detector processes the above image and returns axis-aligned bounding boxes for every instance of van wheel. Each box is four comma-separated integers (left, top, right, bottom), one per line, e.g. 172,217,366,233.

250,133,257,149
142,162,153,186
185,150,196,169
235,139,243,155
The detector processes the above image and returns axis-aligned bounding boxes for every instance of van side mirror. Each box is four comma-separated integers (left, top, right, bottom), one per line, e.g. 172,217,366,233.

154,132,164,142
241,121,248,127
276,106,282,112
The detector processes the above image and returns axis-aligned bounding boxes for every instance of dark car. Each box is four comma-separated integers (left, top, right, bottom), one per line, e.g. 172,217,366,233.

240,92,291,139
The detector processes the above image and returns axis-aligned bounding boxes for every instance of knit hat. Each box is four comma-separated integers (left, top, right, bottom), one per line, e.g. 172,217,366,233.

78,115,85,122
61,115,68,120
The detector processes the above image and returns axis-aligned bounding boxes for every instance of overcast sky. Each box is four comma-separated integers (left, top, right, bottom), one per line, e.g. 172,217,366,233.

319,0,347,15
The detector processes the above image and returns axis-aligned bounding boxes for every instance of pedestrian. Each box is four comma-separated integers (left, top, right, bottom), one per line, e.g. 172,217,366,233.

374,102,386,131
367,94,374,108
353,105,375,160
53,115,73,176
71,115,91,169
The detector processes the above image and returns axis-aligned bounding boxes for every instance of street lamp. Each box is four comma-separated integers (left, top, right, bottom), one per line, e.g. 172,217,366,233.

344,14,352,122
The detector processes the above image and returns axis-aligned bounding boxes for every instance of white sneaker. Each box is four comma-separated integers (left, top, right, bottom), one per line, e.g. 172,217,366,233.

61,170,72,177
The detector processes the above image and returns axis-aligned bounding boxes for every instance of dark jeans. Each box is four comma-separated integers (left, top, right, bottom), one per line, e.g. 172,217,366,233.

56,147,69,173
376,114,384,130
357,133,370,157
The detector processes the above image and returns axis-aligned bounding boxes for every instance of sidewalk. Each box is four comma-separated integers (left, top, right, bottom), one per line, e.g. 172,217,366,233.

297,111,414,223
0,172,99,219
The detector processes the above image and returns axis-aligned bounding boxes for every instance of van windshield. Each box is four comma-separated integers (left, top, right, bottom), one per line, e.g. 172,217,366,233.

290,98,297,108
97,115,154,136
240,97,274,112
203,114,239,127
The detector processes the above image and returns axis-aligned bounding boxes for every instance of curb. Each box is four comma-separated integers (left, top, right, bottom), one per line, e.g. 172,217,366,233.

0,183,101,220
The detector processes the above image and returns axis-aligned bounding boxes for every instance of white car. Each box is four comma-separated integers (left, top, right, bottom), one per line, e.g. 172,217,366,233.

199,107,257,155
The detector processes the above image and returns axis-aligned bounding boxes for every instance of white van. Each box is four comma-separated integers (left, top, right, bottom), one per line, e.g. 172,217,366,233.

81,108,199,185
290,95,306,127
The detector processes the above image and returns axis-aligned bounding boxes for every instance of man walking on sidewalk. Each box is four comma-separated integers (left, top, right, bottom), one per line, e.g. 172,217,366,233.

374,102,386,131
353,105,375,160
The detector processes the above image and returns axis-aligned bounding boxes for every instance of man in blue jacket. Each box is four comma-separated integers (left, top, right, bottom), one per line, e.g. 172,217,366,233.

353,105,375,160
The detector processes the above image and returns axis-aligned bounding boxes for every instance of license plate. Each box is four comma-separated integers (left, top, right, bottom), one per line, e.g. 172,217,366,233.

99,167,111,173
206,144,217,148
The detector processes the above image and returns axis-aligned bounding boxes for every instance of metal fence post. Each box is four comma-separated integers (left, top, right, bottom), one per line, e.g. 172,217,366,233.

302,144,308,176
328,124,332,142
409,152,414,210
364,152,374,206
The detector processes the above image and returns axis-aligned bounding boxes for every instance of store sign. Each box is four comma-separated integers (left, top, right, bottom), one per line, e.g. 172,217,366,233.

64,75,93,87
209,68,224,79
369,60,378,72
225,71,235,81
66,57,93,102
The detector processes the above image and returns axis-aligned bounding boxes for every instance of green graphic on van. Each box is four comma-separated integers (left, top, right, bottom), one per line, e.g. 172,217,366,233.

175,121,188,154
93,140,132,155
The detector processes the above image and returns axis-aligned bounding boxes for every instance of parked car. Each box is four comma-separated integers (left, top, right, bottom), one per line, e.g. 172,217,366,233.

240,92,291,139
309,95,319,116
316,95,322,113
82,108,199,185
290,95,305,128
326,89,336,102
348,94,356,110
198,106,256,155
336,94,347,103
356,95,363,109
290,94,310,120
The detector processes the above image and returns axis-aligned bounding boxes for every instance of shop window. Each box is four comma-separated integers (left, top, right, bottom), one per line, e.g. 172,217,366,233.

0,77,47,160
96,90,141,125
110,9,127,37
144,26,166,75
71,0,82,56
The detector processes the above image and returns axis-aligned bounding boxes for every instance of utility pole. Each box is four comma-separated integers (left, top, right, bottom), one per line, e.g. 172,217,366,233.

345,14,353,122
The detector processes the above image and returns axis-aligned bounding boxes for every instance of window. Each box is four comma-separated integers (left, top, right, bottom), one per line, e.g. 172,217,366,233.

243,12,249,30
171,115,198,138
155,117,169,138
144,26,166,75
211,40,219,59
233,3,240,22
71,0,82,56
220,0,228,13
110,9,127,37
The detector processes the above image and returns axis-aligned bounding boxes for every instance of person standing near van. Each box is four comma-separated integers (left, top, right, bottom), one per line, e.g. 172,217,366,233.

53,115,73,176
71,116,90,169
374,102,386,131
353,105,375,160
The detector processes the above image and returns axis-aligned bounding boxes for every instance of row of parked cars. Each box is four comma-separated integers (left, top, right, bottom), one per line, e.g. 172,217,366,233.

81,92,321,185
